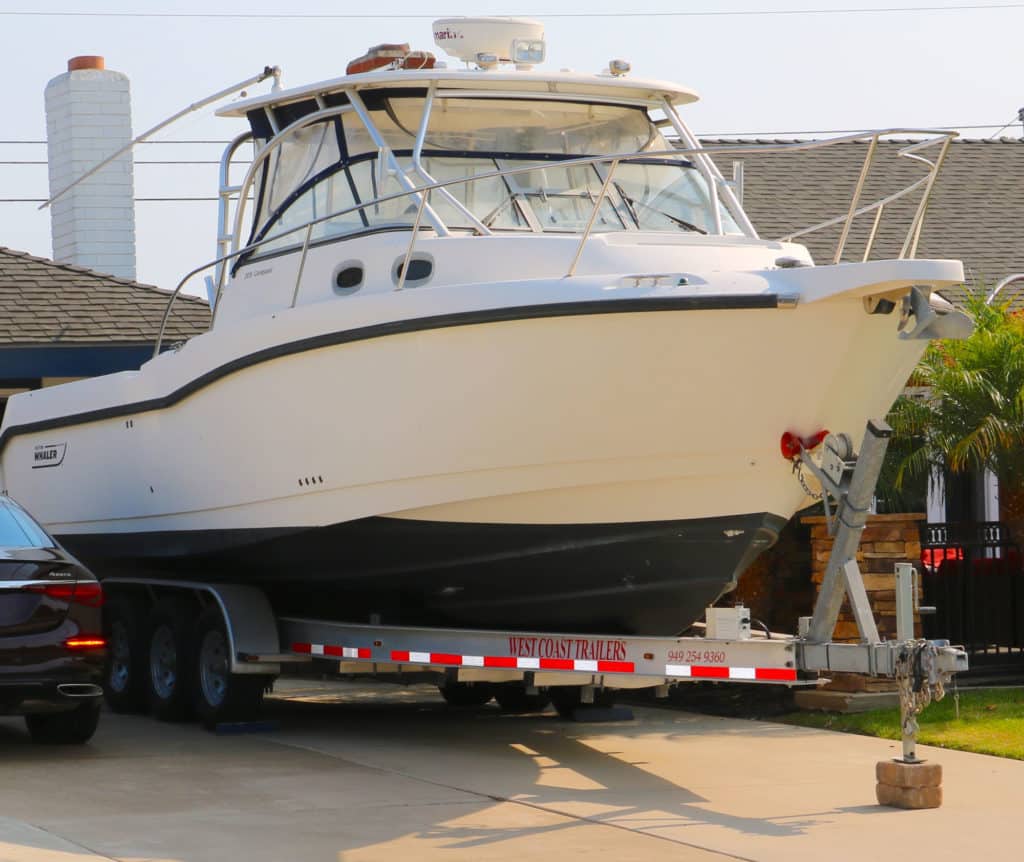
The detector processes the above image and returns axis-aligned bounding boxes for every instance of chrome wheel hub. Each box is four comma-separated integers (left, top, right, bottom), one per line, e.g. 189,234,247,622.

199,629,229,708
149,625,178,700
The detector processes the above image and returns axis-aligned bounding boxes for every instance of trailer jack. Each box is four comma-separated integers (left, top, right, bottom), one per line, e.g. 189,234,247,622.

792,419,966,808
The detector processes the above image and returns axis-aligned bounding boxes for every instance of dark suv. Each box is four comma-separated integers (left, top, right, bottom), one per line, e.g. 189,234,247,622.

0,494,105,743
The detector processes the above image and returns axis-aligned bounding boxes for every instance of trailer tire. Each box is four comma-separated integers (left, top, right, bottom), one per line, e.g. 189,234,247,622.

438,682,494,707
194,606,268,728
103,594,149,713
550,686,615,719
494,685,550,714
146,598,198,722
25,701,102,745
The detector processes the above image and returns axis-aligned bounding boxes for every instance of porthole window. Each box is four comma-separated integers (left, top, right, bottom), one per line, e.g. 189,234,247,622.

333,261,364,296
391,254,434,287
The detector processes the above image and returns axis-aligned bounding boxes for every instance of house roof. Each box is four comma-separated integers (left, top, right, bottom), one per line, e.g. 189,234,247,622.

0,246,210,346
701,137,1024,307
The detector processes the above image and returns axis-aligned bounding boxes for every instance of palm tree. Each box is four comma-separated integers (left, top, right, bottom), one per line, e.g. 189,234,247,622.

888,291,1024,541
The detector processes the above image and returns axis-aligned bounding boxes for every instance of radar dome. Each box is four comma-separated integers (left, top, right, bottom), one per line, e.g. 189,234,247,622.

432,17,545,68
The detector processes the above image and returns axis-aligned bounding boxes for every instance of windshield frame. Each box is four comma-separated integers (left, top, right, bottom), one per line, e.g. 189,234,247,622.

231,89,756,270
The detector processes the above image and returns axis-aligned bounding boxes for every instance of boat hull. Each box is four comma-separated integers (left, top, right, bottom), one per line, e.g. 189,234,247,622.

0,259,963,635
56,511,786,635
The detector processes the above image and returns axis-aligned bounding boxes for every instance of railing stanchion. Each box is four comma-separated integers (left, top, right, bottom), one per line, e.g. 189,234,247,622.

290,223,315,308
863,203,885,262
900,134,952,260
397,190,430,291
566,158,619,278
833,133,879,264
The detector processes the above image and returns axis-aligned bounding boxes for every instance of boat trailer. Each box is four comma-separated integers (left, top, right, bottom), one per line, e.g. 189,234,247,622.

105,419,966,807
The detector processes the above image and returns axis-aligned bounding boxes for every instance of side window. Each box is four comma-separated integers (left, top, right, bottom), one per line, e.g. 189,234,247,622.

257,170,366,254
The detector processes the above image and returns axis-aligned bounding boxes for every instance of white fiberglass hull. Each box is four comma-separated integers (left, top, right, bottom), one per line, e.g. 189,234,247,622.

0,257,961,633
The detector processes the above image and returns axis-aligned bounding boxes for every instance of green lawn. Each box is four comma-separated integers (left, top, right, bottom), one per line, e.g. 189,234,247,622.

781,688,1024,760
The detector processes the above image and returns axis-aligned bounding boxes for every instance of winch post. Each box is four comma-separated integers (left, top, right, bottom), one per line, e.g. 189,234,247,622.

895,562,919,762
806,420,891,644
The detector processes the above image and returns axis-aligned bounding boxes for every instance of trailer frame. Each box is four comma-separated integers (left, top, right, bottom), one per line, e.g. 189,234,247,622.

101,419,967,738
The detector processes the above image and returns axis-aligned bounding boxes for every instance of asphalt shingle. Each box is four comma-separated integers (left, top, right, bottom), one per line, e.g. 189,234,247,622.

700,137,1024,307
0,247,210,346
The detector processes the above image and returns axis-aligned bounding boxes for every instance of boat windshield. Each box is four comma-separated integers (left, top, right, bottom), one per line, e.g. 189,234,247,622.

248,96,742,256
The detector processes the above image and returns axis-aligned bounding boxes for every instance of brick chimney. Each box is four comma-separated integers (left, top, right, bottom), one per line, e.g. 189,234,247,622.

44,55,137,280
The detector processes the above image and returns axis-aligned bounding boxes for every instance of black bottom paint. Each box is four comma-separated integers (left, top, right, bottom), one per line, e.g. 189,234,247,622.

59,512,787,636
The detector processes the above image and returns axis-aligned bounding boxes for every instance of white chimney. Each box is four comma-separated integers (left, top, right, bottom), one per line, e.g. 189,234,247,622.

44,55,137,281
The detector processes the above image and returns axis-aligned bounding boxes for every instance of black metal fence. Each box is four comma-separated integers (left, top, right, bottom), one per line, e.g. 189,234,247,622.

920,521,1024,654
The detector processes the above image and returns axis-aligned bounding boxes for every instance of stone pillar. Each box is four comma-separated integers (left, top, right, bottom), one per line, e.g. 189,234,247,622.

802,513,925,693
44,55,137,280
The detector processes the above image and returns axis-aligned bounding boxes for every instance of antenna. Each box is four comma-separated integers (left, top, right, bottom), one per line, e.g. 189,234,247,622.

39,66,281,211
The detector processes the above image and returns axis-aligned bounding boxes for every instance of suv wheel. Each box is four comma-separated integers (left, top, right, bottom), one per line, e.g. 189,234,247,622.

25,701,101,744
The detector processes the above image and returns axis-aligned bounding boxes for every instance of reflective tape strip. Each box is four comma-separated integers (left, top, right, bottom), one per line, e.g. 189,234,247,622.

665,663,795,681
382,651,635,673
755,667,798,681
292,643,792,681
292,643,370,659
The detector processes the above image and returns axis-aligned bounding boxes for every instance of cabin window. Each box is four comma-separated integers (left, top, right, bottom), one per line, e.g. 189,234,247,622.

257,120,342,230
612,161,742,235
388,97,659,155
333,261,364,294
392,254,434,286
245,95,745,259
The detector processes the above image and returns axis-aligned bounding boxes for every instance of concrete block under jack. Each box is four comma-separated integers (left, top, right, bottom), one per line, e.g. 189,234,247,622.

876,759,942,788
876,781,943,809
876,760,943,809
794,689,899,713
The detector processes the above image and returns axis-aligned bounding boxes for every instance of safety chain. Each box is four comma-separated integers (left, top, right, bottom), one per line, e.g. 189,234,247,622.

894,640,949,741
792,458,824,500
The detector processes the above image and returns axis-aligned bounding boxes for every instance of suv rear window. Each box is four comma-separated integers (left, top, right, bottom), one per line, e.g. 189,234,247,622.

0,498,54,548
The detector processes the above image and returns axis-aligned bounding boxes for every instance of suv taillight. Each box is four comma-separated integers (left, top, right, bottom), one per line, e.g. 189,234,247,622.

26,581,104,608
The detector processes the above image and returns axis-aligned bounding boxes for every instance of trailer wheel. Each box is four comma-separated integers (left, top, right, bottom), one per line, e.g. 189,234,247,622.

550,686,615,719
438,682,494,707
146,598,197,722
103,594,149,713
194,606,268,728
494,685,551,714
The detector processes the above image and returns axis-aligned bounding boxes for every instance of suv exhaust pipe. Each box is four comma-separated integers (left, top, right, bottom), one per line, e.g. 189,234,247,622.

57,683,103,698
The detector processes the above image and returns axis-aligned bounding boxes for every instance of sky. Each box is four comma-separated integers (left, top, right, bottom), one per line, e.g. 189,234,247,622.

2,1,1023,294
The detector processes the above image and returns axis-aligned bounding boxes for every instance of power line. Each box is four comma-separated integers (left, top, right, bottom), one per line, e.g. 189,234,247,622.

0,123,1018,150
0,140,233,146
2,4,1024,19
0,160,227,165
700,123,1022,135
1,197,221,203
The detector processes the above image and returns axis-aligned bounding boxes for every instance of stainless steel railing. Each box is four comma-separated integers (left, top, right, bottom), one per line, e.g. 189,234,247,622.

155,128,956,357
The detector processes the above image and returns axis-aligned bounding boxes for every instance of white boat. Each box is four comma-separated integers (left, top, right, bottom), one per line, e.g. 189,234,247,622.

0,19,969,634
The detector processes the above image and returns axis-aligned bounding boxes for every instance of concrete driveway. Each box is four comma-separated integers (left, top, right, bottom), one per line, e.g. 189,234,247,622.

0,680,1016,861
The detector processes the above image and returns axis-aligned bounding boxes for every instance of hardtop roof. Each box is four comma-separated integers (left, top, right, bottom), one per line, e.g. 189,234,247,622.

217,67,700,119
